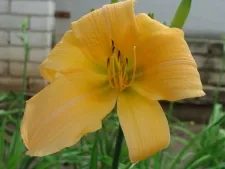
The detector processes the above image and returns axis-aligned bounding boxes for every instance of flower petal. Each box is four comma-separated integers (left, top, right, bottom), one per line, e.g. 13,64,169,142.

71,0,137,66
40,31,90,82
134,28,205,101
102,0,138,52
117,90,170,162
136,13,167,42
21,71,117,156
71,9,111,68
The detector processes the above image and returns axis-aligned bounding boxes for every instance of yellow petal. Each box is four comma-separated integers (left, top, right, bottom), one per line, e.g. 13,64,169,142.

136,13,167,42
71,9,111,68
134,28,205,101
102,0,138,52
40,31,88,82
72,0,137,65
21,71,117,156
117,90,170,163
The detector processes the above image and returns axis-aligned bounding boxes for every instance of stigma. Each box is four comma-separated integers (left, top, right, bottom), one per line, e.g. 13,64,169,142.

107,40,136,91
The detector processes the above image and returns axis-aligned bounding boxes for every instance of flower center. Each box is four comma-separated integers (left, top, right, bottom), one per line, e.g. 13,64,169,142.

107,40,136,91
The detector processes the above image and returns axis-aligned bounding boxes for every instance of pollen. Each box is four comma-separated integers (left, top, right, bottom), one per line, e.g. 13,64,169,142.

107,40,136,91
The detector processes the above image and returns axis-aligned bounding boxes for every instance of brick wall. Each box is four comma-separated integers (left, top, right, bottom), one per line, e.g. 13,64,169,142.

0,0,55,93
185,38,225,104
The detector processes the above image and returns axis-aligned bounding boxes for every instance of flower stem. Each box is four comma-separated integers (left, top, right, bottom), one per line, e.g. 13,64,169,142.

112,125,124,169
167,101,175,121
214,42,225,104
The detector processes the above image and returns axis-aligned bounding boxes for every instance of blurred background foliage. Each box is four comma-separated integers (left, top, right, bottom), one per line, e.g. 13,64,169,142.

1,0,225,169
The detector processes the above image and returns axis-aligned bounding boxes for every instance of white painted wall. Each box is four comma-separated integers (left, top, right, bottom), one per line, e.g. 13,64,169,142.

55,0,225,40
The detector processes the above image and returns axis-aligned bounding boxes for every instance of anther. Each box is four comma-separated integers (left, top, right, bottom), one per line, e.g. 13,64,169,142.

126,57,128,65
111,40,115,53
118,50,121,60
112,46,115,53
107,58,110,67
111,40,114,46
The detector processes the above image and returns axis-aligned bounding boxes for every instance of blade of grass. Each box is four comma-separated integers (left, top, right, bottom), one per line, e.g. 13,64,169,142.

6,134,25,169
183,137,225,168
19,156,36,169
169,115,225,169
153,153,160,169
172,124,195,138
186,155,211,169
0,108,24,116
170,0,192,28
89,133,99,169
0,118,7,169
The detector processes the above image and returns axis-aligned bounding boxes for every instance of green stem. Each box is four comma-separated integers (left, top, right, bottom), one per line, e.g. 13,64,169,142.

21,41,30,102
153,153,161,169
213,43,225,105
20,19,30,104
167,102,175,120
112,125,124,169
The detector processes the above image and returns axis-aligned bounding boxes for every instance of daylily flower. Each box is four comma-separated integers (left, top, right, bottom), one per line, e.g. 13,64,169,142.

21,0,205,162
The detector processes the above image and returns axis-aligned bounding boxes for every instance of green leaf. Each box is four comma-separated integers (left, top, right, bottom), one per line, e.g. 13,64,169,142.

0,92,10,101
186,155,211,169
153,153,161,169
0,108,24,116
209,104,223,125
0,118,7,168
170,0,192,28
89,134,99,169
172,124,195,138
6,133,25,169
172,136,189,145
169,114,225,169
148,13,154,19
206,162,225,169
111,0,119,3
100,156,113,167
21,18,29,32
183,137,225,168
19,156,36,169
123,163,137,169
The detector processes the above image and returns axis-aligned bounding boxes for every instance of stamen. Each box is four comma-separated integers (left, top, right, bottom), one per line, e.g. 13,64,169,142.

130,46,137,84
124,46,136,87
107,46,136,91
122,63,127,79
118,64,123,90
108,58,114,89
112,54,119,88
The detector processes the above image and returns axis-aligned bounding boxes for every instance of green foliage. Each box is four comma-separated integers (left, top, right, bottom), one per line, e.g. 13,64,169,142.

111,0,119,4
89,134,99,169
148,13,155,19
170,0,192,28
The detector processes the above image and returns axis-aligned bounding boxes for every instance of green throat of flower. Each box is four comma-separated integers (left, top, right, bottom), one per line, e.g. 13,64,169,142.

107,40,136,91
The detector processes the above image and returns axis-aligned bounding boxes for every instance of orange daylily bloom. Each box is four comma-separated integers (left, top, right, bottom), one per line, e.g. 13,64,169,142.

21,0,205,162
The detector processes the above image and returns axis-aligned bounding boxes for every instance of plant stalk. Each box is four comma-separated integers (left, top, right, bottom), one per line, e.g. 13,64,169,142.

21,42,30,102
112,125,124,169
213,42,225,104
